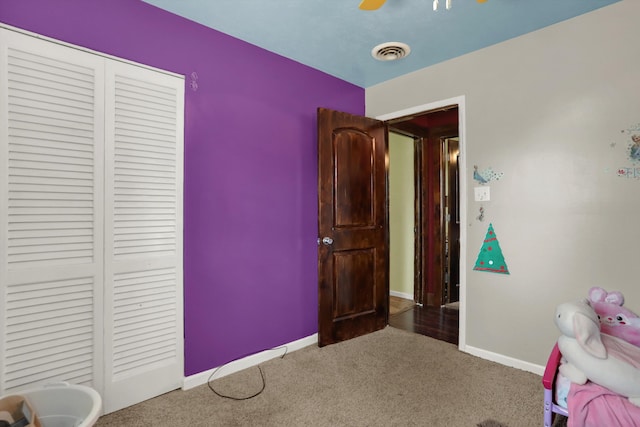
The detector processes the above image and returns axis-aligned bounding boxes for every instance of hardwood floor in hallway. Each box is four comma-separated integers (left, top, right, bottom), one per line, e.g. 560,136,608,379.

389,301,459,345
389,295,415,316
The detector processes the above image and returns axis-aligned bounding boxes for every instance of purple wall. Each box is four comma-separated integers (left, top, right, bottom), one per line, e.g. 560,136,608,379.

1,0,364,375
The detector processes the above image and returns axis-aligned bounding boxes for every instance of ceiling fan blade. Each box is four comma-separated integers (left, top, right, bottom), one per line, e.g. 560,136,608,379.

359,0,386,10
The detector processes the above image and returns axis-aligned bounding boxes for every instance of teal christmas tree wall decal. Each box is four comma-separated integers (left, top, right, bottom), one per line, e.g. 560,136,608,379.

474,223,510,274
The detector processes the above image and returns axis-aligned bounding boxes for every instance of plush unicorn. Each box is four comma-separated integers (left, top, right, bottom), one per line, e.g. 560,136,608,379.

588,286,640,347
555,299,640,406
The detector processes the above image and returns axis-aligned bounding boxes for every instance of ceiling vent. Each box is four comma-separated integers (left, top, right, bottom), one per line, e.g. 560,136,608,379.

371,42,411,61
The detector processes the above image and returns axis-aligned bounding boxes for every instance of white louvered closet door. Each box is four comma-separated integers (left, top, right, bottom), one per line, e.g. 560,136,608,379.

103,61,184,414
0,29,105,395
0,27,184,414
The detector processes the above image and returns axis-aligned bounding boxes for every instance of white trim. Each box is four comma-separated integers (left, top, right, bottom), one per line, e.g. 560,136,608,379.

182,333,319,390
457,97,467,352
375,96,464,122
0,27,185,407
464,345,545,377
374,95,467,352
0,23,184,80
390,290,413,300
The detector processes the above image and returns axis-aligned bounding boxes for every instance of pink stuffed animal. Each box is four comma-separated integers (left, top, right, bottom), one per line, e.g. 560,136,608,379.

588,286,640,347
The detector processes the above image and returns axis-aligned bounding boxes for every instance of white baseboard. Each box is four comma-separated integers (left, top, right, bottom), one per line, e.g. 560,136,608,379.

182,333,318,390
462,344,545,376
390,291,413,300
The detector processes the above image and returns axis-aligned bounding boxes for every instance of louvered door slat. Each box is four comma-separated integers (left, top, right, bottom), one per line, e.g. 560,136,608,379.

116,142,175,156
115,147,175,161
10,150,94,165
11,206,93,215
2,27,183,414
112,79,177,258
115,176,174,187
9,86,92,112
7,43,98,269
0,28,104,396
9,160,93,175
9,313,93,335
10,142,94,159
6,329,93,358
104,60,183,414
5,361,94,391
7,188,93,200
4,276,96,389
10,126,94,146
114,134,175,149
9,228,91,239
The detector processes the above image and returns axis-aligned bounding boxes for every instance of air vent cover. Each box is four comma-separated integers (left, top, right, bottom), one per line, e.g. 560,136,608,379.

371,42,411,61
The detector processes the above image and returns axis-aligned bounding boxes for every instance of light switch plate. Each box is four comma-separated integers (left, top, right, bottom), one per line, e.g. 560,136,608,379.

474,186,490,202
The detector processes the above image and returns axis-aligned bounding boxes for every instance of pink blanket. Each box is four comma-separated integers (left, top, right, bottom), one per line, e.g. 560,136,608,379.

567,382,640,427
567,335,640,427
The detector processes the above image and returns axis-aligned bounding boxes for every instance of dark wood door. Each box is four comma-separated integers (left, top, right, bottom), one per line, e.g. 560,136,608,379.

421,133,444,306
317,108,388,347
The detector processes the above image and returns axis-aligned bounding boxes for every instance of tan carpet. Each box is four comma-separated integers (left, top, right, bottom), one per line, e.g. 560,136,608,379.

96,327,542,427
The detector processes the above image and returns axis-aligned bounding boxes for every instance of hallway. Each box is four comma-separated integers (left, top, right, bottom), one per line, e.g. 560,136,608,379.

389,302,459,345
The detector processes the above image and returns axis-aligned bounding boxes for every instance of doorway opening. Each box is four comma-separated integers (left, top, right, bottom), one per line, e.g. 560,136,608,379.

389,105,459,308
387,104,461,344
316,98,466,348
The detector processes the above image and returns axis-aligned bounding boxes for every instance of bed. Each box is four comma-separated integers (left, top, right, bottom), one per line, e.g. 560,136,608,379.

542,343,568,427
542,342,640,427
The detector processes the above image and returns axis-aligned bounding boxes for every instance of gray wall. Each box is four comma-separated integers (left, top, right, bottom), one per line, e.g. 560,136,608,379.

367,0,640,370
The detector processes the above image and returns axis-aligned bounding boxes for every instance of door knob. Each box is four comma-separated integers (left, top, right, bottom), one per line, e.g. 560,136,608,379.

321,237,333,246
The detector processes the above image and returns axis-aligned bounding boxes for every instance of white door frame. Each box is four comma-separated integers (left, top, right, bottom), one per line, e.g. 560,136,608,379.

374,95,467,351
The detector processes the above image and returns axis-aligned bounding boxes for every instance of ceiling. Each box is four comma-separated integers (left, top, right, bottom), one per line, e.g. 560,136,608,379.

141,0,619,88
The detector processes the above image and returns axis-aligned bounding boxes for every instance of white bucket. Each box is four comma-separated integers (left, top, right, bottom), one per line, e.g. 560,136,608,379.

10,383,102,427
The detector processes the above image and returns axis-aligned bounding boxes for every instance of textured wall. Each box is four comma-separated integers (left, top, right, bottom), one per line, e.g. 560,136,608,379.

367,0,640,368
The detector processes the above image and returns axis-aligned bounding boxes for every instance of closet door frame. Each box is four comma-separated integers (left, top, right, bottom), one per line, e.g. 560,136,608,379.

103,59,185,414
0,24,185,413
0,27,106,395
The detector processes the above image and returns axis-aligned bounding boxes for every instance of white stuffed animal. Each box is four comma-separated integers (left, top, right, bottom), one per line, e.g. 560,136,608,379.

555,299,640,406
